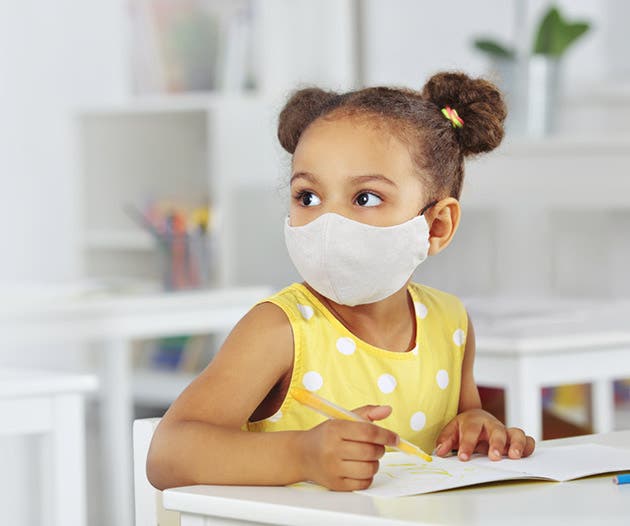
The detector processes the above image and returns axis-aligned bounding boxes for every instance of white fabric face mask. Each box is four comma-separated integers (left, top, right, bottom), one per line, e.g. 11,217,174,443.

284,212,430,306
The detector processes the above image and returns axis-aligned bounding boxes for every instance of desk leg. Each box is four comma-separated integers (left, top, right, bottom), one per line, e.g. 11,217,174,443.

505,383,542,441
43,393,87,526
100,339,133,526
592,379,614,433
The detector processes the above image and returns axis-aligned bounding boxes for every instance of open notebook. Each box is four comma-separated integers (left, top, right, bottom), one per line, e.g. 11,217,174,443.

357,443,630,497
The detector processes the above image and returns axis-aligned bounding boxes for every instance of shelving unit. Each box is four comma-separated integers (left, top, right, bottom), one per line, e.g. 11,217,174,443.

84,229,154,251
75,1,360,415
76,0,361,293
76,94,280,407
79,94,278,285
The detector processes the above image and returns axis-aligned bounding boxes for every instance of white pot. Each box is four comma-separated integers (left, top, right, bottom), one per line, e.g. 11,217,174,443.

488,57,527,136
527,55,561,136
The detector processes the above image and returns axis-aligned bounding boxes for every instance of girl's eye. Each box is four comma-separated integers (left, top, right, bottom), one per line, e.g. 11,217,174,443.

355,192,382,207
296,191,321,207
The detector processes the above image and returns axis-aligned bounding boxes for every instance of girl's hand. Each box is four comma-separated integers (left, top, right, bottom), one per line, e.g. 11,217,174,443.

434,408,535,461
299,405,399,491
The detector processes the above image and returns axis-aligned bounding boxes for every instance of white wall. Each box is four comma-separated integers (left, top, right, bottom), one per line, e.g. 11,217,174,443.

0,0,129,370
0,0,128,284
362,0,624,93
257,0,358,92
0,3,128,523
1,0,627,291
363,0,513,87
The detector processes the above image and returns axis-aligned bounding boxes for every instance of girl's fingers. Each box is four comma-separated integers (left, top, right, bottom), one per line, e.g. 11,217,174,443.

434,418,458,456
505,427,528,458
487,425,508,460
457,421,483,461
330,419,398,447
523,435,536,457
339,440,386,461
337,477,373,491
340,459,380,481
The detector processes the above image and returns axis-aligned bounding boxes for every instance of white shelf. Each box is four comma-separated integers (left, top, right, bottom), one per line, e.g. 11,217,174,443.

78,91,271,116
84,229,155,251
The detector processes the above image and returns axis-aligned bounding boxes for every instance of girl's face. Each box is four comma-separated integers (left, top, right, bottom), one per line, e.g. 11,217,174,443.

289,116,429,227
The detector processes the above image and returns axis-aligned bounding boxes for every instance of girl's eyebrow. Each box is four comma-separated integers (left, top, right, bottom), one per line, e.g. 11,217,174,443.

290,172,397,188
290,172,316,185
349,174,398,188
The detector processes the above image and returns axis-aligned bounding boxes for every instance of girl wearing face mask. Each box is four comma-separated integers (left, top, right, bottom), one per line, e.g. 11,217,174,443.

148,71,535,492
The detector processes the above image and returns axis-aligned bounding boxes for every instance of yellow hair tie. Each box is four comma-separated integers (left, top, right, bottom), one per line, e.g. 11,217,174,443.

441,106,464,128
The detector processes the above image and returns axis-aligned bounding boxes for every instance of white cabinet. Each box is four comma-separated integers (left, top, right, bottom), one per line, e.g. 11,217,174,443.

76,94,281,409
77,0,360,289
77,93,280,288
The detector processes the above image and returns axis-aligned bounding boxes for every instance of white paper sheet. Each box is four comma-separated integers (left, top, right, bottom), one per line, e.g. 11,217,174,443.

357,444,630,498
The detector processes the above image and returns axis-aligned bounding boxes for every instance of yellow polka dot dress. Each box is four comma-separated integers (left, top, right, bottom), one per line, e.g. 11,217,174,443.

247,282,468,453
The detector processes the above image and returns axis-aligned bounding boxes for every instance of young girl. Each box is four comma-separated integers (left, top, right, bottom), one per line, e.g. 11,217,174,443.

147,71,535,492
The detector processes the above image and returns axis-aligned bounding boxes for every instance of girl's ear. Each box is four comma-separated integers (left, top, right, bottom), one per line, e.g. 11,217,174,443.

425,197,460,256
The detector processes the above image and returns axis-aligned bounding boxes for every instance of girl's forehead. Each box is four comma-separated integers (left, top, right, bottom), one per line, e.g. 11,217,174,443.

300,114,399,145
293,116,417,180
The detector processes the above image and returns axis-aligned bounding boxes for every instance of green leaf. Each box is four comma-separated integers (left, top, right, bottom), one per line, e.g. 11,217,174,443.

556,22,590,56
533,6,591,57
473,38,516,60
533,7,562,55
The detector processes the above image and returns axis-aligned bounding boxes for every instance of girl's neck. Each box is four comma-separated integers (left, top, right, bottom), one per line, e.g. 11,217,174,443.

304,282,416,353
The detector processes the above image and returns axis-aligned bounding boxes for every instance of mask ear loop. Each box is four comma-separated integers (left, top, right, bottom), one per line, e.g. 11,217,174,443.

419,200,438,216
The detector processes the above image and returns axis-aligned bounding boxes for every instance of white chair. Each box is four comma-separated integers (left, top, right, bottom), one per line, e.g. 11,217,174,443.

0,368,97,526
133,418,180,526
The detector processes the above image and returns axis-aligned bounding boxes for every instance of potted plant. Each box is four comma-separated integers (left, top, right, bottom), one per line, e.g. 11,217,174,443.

528,6,591,135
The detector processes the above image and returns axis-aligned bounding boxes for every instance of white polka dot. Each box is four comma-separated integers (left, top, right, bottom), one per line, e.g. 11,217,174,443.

414,302,428,319
297,304,314,320
411,345,419,355
410,411,426,431
377,373,397,394
267,410,282,423
453,329,465,346
336,337,356,355
436,369,449,390
302,371,323,392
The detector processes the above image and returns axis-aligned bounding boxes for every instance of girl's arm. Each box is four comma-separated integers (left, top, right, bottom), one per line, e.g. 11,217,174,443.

146,302,299,489
457,312,482,413
146,302,397,491
434,313,536,461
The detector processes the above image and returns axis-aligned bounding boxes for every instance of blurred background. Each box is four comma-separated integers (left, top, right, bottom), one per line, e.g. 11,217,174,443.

1,1,630,525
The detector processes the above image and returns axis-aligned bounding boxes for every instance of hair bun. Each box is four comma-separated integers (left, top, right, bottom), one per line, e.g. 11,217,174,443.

277,88,341,153
421,71,506,157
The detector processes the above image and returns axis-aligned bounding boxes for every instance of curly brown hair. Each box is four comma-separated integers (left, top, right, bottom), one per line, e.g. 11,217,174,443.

277,71,506,200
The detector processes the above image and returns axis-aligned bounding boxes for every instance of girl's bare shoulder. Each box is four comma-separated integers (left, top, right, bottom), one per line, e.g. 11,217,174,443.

215,300,294,372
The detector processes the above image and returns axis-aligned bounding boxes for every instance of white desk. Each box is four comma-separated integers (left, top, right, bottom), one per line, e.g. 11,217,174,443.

469,298,630,440
0,285,271,526
163,430,630,526
0,368,97,526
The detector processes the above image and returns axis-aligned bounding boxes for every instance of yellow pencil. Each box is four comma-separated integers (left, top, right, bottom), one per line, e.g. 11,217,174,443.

291,387,432,462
